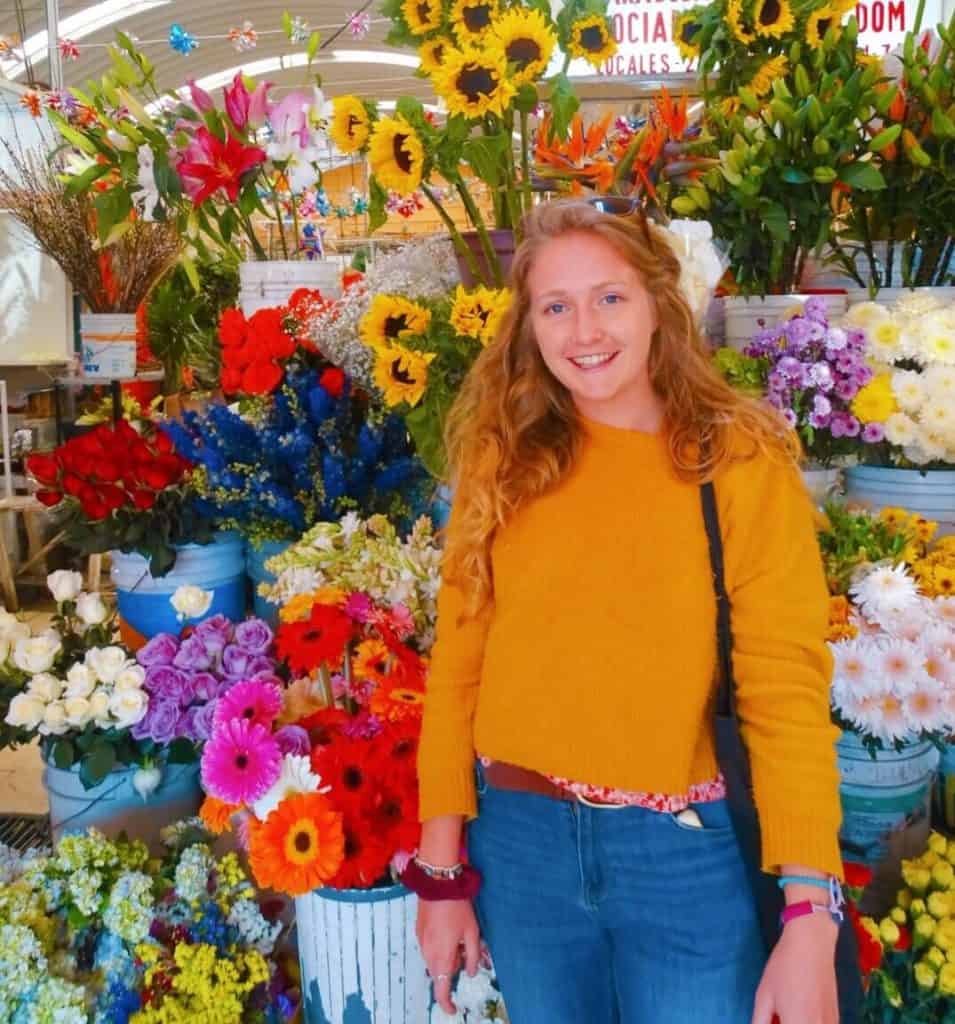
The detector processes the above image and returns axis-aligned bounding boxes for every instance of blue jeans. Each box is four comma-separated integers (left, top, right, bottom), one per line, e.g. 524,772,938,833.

467,764,766,1024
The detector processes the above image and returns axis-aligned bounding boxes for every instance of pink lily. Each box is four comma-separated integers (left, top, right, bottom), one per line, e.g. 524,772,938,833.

247,81,272,129
223,72,251,131
187,79,215,113
268,89,313,150
176,126,266,205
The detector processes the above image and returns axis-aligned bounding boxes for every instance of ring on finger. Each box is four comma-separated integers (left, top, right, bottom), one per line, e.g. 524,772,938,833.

434,972,450,981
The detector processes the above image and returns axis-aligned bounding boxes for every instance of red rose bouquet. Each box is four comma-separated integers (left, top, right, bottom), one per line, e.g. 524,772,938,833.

200,589,426,896
26,419,211,576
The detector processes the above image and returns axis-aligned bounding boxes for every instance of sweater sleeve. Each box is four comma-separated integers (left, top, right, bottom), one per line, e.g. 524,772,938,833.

417,531,494,822
718,450,843,878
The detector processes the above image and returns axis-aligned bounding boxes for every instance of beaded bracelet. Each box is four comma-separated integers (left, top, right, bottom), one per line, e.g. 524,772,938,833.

401,859,482,902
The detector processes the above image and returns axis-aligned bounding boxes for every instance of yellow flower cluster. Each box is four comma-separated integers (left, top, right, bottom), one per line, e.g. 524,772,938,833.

878,506,939,564
852,372,900,425
132,942,269,1024
912,536,955,597
826,594,857,642
863,832,955,998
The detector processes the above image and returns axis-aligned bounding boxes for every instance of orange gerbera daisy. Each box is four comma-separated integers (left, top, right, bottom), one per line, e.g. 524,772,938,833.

370,677,426,722
353,638,393,686
249,792,346,896
199,795,239,834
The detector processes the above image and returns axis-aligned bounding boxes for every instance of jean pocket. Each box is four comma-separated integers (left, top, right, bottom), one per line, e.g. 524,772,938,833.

474,759,488,797
668,799,735,835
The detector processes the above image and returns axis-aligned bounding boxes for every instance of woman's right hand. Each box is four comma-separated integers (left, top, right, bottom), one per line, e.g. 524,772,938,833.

416,898,482,1015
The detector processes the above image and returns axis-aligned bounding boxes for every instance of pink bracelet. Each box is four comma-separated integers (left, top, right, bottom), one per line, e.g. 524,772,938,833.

780,899,843,927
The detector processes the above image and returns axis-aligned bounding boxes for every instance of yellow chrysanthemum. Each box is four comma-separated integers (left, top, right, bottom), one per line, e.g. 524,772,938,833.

451,0,499,43
449,285,512,346
568,14,617,67
329,95,371,154
806,5,840,48
488,7,557,85
750,55,788,97
726,0,757,43
359,294,432,351
368,115,425,196
373,343,437,408
431,45,516,119
673,10,703,61
719,96,742,117
402,0,443,35
852,373,899,424
754,0,795,37
418,35,452,75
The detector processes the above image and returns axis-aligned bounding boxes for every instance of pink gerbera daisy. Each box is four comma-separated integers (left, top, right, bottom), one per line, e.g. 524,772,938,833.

214,678,283,730
201,718,282,804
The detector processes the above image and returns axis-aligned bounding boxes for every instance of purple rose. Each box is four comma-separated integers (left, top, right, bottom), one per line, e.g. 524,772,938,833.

275,724,311,757
191,701,218,742
191,672,220,703
862,422,886,444
221,644,254,679
137,633,180,668
194,614,233,654
173,634,213,672
177,710,198,742
145,665,188,698
233,619,274,655
249,671,284,688
143,699,180,744
246,655,276,676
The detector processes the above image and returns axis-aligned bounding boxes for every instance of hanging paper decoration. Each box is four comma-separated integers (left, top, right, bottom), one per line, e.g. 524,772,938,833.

19,91,42,117
228,21,258,52
347,11,372,39
299,222,325,259
58,38,80,60
348,187,369,215
169,24,198,54
315,188,331,216
289,16,310,45
386,190,426,218
0,35,19,57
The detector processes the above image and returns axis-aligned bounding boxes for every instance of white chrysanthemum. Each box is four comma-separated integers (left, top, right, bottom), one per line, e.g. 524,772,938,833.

890,369,926,413
894,291,945,318
932,597,955,626
831,637,878,695
884,411,918,446
920,325,955,365
264,566,324,605
252,754,327,821
869,318,905,361
876,638,924,695
913,426,951,463
924,363,955,398
845,301,890,331
903,677,948,733
860,689,909,744
850,564,920,620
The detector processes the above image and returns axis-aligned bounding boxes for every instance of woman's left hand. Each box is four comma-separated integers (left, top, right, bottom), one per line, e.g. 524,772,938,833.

751,913,839,1024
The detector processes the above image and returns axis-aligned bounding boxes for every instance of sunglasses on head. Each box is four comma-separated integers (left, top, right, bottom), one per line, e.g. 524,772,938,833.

585,195,656,245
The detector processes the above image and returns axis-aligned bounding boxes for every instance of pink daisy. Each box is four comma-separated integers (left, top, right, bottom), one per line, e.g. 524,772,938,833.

213,678,283,731
201,718,281,804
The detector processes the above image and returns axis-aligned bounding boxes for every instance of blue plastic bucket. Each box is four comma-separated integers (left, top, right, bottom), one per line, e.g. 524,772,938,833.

937,742,955,834
110,531,246,648
296,883,430,1024
245,539,292,627
844,466,955,534
43,760,202,849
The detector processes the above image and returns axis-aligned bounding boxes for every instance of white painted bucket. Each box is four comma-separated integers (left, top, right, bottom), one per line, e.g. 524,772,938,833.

843,286,955,309
723,294,849,351
80,313,137,378
239,260,342,316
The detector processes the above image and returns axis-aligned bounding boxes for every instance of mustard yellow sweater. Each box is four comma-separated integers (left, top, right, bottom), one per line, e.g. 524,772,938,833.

418,418,843,877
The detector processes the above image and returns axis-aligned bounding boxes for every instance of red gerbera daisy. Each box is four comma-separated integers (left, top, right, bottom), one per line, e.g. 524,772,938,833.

311,735,389,812
299,706,349,750
381,720,421,780
277,602,354,674
363,783,420,855
326,808,393,889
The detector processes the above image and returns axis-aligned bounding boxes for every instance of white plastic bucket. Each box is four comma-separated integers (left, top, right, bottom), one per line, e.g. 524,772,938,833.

723,294,849,351
80,313,137,378
239,260,342,316
296,883,430,1024
844,286,955,308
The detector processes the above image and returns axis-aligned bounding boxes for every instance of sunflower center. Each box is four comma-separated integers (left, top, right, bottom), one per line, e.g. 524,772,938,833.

390,359,416,385
462,3,492,32
506,38,541,68
759,0,781,24
680,20,700,44
347,113,363,139
430,43,445,63
417,1,433,24
456,64,497,103
579,25,606,52
384,314,410,337
392,133,413,174
816,16,832,36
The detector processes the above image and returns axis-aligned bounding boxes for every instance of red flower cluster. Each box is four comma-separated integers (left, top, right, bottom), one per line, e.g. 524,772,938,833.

26,420,190,521
219,306,296,395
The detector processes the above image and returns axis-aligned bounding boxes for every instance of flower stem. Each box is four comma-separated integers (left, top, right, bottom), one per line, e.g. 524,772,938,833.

267,181,290,260
421,183,484,284
455,181,503,287
520,108,533,221
317,664,334,708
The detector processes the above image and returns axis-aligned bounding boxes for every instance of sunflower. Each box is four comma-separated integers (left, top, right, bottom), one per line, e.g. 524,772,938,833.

248,793,345,896
418,35,452,75
451,0,499,44
368,115,425,195
754,0,794,37
673,10,703,61
750,55,789,97
359,294,432,351
330,95,371,154
431,45,516,120
402,0,442,35
488,8,557,85
370,677,426,721
726,0,756,43
450,285,512,346
568,14,617,67
373,343,437,408
806,4,839,48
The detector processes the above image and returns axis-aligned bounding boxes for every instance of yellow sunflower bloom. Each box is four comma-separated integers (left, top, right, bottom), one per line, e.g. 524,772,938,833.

673,10,703,62
726,0,757,43
750,55,789,97
451,0,499,44
806,5,839,48
359,294,432,351
450,285,512,345
488,7,557,85
418,35,452,76
431,45,516,119
754,0,795,37
368,115,425,196
402,0,442,35
568,14,617,67
373,343,437,408
329,95,371,154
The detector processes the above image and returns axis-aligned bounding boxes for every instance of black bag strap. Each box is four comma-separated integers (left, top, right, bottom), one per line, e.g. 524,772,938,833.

700,480,735,718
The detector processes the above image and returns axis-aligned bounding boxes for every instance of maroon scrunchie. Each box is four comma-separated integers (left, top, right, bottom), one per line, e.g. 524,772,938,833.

400,859,482,901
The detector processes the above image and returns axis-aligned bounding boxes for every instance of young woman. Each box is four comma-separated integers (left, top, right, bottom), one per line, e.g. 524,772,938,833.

408,199,843,1024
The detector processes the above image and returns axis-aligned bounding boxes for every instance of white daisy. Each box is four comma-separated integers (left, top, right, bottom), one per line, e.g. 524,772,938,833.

924,364,955,398
850,564,920,621
876,638,923,695
884,411,918,446
903,677,947,734
831,637,878,695
890,369,926,414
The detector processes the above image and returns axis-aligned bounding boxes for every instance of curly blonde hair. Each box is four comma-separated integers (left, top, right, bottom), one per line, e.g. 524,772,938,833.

443,199,796,613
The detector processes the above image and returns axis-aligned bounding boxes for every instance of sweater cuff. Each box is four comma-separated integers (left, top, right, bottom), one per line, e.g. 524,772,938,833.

759,812,844,880
418,760,478,823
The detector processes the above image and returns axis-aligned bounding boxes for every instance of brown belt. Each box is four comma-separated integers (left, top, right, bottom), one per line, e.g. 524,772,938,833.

481,760,618,806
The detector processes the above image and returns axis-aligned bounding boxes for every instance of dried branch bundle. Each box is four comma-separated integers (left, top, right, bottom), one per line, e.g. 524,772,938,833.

0,143,180,313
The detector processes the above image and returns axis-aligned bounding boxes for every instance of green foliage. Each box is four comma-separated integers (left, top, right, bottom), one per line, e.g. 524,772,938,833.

816,501,912,595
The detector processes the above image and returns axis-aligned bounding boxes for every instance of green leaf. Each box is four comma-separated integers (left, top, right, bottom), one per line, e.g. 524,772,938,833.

761,201,791,242
513,84,538,114
51,739,75,769
47,111,98,155
147,543,176,578
780,167,811,184
839,161,887,190
932,105,955,139
368,175,388,233
461,134,509,188
547,72,579,141
281,10,293,39
396,96,425,125
238,186,259,218
166,738,197,764
93,188,133,244
307,31,321,65
79,742,116,789
63,161,113,197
